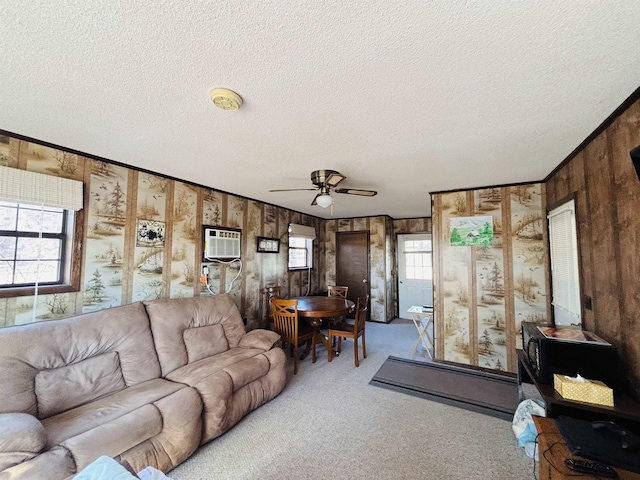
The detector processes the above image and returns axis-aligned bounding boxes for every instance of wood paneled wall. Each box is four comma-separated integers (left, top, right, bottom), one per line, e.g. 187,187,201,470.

546,99,640,400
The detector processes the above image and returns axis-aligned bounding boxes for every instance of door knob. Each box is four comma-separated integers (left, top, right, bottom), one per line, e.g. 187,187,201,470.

362,279,368,283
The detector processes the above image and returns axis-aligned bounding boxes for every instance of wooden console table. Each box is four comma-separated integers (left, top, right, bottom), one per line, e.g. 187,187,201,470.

533,416,640,480
517,350,640,423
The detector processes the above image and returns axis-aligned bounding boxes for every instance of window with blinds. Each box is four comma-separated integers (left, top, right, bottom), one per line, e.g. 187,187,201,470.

548,199,581,327
288,223,314,270
0,166,83,298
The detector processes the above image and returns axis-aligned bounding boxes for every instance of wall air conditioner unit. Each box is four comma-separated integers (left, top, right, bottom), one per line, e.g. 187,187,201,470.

204,227,241,260
288,223,316,239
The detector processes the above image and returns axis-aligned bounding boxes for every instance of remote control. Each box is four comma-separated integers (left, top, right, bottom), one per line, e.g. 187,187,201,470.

564,458,618,478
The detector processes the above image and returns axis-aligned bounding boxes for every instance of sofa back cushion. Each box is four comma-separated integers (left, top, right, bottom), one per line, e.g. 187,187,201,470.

35,352,125,418
0,302,160,418
183,324,229,363
144,294,245,376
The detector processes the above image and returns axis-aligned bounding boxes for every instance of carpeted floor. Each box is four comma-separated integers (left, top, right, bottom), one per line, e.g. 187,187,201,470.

370,356,520,420
169,318,535,480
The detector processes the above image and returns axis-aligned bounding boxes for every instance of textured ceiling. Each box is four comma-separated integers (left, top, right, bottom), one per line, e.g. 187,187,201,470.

2,1,640,219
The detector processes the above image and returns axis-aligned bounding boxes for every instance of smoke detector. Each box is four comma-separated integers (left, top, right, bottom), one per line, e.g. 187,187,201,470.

210,88,243,111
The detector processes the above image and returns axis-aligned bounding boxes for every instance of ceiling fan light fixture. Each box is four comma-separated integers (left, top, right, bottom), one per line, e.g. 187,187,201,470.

316,193,333,208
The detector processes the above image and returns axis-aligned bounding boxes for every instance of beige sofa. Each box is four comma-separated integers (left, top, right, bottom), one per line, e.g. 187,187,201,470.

0,294,286,480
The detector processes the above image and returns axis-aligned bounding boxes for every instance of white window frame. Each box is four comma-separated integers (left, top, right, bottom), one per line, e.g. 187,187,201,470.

402,237,433,281
548,198,582,327
288,236,313,270
0,202,69,288
287,223,315,270
0,202,79,297
0,167,83,298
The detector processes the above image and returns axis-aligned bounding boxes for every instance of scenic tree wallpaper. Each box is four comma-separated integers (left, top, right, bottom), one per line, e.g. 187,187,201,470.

433,184,550,373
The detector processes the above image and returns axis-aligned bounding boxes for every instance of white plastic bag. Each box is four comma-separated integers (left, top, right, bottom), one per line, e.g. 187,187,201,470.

512,398,545,460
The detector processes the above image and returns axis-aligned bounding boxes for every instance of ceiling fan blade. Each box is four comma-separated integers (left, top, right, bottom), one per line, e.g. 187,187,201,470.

334,188,377,197
268,188,317,192
310,193,320,206
311,169,345,188
326,172,346,187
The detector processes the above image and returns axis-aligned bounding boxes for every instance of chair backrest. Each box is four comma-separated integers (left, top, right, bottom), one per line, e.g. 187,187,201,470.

264,285,282,299
271,298,299,343
354,295,369,334
263,285,282,321
328,285,348,298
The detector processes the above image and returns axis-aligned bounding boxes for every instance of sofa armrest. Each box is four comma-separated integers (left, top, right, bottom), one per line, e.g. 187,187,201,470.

0,413,47,471
238,329,281,351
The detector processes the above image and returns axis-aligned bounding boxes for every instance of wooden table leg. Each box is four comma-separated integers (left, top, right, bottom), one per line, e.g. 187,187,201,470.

298,317,338,360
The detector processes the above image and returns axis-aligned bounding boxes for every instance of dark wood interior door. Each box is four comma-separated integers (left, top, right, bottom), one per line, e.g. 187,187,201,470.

336,231,370,318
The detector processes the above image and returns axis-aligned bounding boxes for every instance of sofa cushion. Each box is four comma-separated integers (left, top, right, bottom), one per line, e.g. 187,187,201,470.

0,302,161,417
0,446,75,480
184,324,229,363
61,404,163,471
0,413,46,471
166,347,272,396
168,348,287,443
42,378,184,448
35,352,125,418
144,295,246,376
115,386,202,474
223,353,271,392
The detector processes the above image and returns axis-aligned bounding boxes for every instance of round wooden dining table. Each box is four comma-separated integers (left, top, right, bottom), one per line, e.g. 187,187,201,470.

293,295,355,323
291,295,355,358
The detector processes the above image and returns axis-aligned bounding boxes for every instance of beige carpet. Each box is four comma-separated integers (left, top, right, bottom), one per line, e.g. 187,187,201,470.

169,318,535,480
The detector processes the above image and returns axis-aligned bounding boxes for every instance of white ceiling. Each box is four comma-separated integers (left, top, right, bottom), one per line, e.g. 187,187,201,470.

2,2,640,219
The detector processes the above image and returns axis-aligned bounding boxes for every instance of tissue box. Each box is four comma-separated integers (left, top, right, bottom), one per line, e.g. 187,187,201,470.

553,374,614,407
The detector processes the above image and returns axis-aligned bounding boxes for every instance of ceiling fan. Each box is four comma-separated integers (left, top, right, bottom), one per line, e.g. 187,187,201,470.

269,170,377,209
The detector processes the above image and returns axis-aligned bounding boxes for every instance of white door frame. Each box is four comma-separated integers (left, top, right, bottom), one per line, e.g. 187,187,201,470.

398,233,433,319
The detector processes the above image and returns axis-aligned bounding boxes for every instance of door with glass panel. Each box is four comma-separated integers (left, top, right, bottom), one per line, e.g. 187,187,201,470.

398,234,433,318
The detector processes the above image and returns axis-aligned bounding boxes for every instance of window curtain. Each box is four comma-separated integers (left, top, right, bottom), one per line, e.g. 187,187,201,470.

0,166,83,210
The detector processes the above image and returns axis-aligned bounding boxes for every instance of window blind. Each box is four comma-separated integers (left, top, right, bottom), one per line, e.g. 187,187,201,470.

288,223,316,239
548,199,581,326
0,166,83,210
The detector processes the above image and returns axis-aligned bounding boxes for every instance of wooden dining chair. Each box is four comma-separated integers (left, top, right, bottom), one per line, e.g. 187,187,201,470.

327,285,348,298
328,295,368,367
326,285,349,343
271,298,316,374
263,285,282,329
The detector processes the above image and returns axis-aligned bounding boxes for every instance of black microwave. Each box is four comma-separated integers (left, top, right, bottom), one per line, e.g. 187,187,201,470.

521,322,619,389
